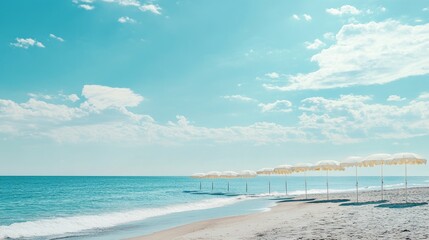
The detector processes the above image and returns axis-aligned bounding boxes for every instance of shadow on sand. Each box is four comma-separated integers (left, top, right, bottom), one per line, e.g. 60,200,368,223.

277,198,316,203
269,197,294,201
340,200,388,206
224,193,241,197
308,199,350,204
182,190,199,193
375,202,428,209
186,191,227,196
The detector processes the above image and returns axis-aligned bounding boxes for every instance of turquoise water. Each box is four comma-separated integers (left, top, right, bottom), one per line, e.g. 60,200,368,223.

1,176,428,239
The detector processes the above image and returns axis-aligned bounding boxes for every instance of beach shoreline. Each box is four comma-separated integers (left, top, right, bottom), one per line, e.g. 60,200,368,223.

130,186,429,240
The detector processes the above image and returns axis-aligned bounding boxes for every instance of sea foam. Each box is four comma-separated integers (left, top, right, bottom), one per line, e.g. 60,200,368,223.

0,196,246,239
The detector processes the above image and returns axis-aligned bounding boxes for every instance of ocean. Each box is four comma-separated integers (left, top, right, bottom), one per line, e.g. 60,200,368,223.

1,176,428,239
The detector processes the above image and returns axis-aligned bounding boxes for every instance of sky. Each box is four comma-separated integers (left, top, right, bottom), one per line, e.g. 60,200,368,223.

1,0,429,176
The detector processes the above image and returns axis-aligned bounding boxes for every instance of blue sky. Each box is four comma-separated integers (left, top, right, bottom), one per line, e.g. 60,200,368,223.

1,0,429,176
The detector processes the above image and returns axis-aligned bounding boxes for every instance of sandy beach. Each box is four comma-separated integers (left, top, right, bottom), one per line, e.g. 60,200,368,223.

132,187,429,240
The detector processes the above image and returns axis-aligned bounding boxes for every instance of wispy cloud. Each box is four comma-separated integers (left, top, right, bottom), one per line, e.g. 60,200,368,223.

259,100,293,113
418,92,429,100
222,95,256,102
303,14,312,21
78,4,95,10
139,4,162,15
118,16,136,23
264,21,429,91
323,32,335,40
298,94,429,142
2,87,429,145
0,98,86,122
28,93,53,100
326,5,361,16
102,0,140,6
305,39,325,50
387,95,406,102
10,38,45,49
67,94,80,102
265,72,280,79
49,34,64,42
292,13,312,21
98,0,162,15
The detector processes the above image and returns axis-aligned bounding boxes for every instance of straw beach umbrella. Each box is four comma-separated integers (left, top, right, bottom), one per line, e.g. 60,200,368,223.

362,153,391,200
205,171,222,191
238,170,257,193
385,153,427,202
273,165,293,195
313,160,345,200
257,168,274,194
340,156,363,202
220,171,238,192
191,173,206,191
291,163,314,199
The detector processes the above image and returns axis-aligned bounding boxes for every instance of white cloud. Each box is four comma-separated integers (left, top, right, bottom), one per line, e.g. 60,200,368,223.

79,4,95,10
11,38,45,49
259,100,293,113
222,95,256,102
418,92,429,99
27,92,81,103
45,118,308,144
380,7,387,12
28,93,52,100
0,98,86,122
423,7,428,12
49,34,64,42
139,4,161,15
265,72,280,79
292,14,311,21
103,0,140,6
263,21,429,91
387,95,406,102
323,32,335,40
305,39,325,50
2,87,429,145
101,0,162,15
326,5,361,16
303,14,312,21
68,94,80,102
118,16,136,23
81,85,144,112
73,0,94,3
298,94,429,142
0,85,146,137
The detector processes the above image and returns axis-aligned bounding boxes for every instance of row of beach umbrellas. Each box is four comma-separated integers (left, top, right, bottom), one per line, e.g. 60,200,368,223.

191,170,257,192
191,153,427,203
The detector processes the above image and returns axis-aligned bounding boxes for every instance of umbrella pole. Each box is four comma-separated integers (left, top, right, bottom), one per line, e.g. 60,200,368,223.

355,166,359,203
326,170,329,200
227,181,230,192
304,172,308,200
246,181,248,193
285,175,288,195
381,163,384,201
199,181,202,191
405,163,408,203
211,181,214,191
268,180,271,195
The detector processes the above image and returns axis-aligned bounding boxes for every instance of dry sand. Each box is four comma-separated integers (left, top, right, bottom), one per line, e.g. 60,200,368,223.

131,187,429,240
